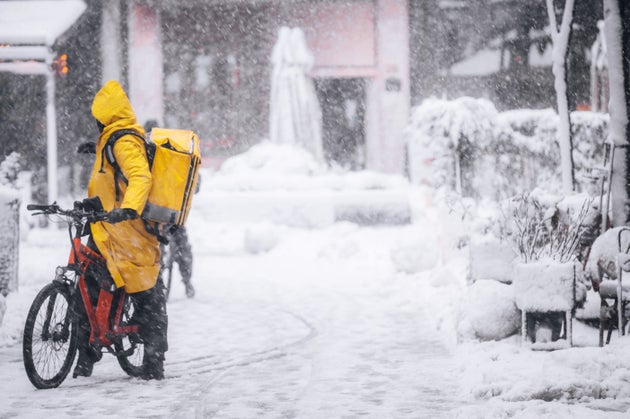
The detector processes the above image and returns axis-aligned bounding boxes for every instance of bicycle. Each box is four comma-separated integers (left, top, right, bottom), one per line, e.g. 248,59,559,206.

22,203,145,389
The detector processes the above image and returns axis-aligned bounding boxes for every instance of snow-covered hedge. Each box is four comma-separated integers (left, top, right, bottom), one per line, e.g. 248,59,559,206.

405,98,609,200
0,152,21,300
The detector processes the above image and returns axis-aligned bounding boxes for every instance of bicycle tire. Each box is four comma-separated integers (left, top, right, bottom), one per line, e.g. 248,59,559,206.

160,242,175,301
23,282,78,389
114,295,145,377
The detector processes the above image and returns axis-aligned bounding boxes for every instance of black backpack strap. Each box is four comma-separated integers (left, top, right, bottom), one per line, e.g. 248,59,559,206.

100,129,146,202
143,220,174,245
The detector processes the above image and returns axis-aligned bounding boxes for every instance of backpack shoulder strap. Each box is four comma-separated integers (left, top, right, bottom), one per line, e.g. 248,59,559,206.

101,129,146,172
99,129,147,202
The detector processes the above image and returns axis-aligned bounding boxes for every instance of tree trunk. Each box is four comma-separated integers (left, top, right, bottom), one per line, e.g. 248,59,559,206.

604,0,630,226
546,0,576,193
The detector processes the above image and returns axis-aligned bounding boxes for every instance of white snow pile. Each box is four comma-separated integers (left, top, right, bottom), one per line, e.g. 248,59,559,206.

209,140,407,192
244,222,281,254
456,280,520,341
197,141,412,227
390,238,440,274
218,140,326,179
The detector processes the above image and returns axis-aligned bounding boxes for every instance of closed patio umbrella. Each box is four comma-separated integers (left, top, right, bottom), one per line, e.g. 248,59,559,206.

269,27,323,161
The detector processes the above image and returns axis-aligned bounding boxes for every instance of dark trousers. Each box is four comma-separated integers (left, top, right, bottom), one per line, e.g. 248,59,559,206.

128,279,169,357
172,227,192,284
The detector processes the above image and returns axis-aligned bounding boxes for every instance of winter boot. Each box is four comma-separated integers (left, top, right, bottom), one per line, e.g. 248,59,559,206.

73,352,95,378
142,350,165,380
72,344,102,378
184,281,195,298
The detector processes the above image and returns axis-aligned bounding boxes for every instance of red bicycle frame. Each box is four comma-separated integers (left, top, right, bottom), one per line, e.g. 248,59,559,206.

69,236,138,347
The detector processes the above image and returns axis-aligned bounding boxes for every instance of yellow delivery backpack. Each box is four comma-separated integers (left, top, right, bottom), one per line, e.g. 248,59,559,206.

103,128,201,228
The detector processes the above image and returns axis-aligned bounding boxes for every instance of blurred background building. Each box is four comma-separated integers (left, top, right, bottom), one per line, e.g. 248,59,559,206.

0,0,606,200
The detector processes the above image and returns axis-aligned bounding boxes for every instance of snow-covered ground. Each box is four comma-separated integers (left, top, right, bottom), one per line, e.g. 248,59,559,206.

1,142,630,418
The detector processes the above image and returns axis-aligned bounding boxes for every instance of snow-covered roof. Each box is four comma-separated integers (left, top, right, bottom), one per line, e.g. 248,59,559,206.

0,0,86,46
450,48,506,77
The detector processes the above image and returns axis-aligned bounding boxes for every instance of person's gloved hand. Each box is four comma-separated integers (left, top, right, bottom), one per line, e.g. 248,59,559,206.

77,142,96,154
107,208,138,224
76,196,104,212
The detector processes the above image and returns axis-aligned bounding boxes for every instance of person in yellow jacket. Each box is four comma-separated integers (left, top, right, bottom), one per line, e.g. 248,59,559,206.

74,80,167,380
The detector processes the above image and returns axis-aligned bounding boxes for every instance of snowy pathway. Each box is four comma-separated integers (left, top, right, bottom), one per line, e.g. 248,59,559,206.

0,221,461,418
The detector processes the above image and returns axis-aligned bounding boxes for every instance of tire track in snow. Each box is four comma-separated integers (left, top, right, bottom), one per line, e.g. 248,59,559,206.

62,306,317,387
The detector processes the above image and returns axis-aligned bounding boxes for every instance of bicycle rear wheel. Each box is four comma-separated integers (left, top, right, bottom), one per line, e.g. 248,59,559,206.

23,282,78,389
114,295,145,377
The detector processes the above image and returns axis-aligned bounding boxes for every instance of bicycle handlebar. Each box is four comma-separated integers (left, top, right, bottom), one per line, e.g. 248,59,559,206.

27,202,109,224
26,204,54,212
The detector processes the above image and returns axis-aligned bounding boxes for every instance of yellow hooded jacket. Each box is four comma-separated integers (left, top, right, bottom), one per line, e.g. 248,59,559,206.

88,80,160,293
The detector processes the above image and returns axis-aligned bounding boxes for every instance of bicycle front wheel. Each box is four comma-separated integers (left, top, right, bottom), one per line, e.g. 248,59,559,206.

23,282,78,389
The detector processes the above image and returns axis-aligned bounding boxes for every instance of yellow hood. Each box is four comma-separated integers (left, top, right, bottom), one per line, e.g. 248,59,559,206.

91,80,145,139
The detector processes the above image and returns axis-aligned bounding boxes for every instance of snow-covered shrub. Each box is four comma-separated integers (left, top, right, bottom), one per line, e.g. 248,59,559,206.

405,97,498,196
457,280,520,341
405,99,608,199
0,152,21,188
0,153,21,298
502,190,597,264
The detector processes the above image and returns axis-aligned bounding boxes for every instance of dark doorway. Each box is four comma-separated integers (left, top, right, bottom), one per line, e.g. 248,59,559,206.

315,78,366,170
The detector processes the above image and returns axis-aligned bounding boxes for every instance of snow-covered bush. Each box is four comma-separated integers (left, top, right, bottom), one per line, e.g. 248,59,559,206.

457,280,520,341
405,97,498,196
0,152,20,188
502,190,598,264
405,98,608,200
0,153,21,321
